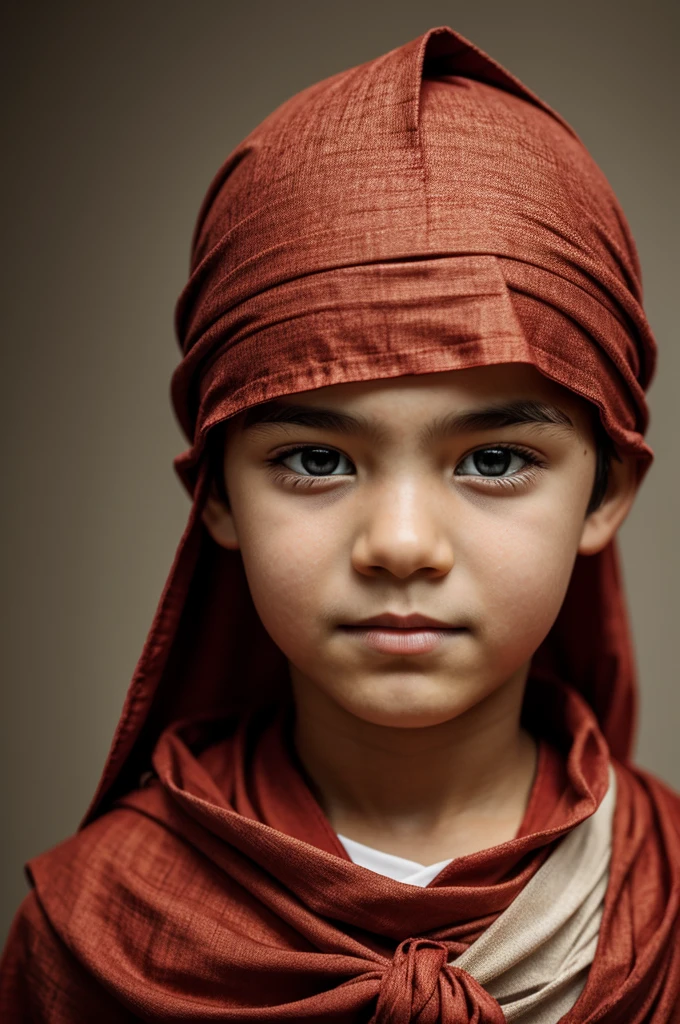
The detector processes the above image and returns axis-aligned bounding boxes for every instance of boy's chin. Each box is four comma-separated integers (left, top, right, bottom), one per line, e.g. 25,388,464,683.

350,708,471,730
327,679,496,731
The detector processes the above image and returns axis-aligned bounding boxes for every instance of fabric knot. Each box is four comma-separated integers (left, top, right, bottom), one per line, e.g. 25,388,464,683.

373,938,506,1024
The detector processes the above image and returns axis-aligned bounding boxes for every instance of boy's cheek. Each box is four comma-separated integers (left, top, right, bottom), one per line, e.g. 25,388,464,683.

236,492,582,652
470,543,578,672
237,529,330,638
244,552,573,689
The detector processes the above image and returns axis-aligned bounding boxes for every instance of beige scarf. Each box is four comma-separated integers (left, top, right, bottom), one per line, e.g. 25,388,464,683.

453,764,616,1021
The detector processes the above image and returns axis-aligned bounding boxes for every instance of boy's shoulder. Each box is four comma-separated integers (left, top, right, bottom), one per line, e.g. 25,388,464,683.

0,800,171,1023
2,792,221,1018
0,886,135,1022
613,757,680,836
26,785,200,943
13,780,298,991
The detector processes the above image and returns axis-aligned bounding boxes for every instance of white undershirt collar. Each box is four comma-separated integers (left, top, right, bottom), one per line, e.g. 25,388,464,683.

336,832,453,887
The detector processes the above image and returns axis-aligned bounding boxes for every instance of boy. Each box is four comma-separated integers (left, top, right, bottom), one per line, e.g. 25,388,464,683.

1,24,678,1023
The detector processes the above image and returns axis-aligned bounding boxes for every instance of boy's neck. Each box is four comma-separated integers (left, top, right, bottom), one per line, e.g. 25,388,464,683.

290,666,538,865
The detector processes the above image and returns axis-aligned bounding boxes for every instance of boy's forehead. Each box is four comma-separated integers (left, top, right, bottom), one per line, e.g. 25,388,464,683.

231,364,594,440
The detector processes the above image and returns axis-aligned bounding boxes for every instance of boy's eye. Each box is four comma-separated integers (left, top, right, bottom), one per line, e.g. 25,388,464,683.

455,447,531,477
272,444,537,480
278,447,354,476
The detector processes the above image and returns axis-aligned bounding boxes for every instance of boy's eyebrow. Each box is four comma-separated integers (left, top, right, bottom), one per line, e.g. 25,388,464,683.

422,400,576,443
241,399,575,444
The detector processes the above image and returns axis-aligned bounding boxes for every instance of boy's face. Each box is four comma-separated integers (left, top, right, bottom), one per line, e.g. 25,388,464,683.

203,364,635,729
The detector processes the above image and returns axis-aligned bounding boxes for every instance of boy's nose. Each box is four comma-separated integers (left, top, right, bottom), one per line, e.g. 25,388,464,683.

350,483,455,580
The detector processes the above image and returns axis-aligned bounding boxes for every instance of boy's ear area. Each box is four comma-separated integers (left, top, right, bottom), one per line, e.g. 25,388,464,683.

578,451,639,556
201,491,240,550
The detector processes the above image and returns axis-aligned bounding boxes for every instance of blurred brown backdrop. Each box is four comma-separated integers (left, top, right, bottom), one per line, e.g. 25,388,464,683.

1,0,678,944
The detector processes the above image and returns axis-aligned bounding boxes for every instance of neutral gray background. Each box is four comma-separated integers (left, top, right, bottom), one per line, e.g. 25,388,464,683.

1,0,678,945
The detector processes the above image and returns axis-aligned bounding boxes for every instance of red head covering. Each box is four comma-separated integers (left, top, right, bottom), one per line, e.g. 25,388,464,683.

2,25,678,1024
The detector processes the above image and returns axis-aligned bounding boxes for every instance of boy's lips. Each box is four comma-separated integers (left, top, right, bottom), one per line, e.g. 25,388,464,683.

344,612,459,629
339,612,467,655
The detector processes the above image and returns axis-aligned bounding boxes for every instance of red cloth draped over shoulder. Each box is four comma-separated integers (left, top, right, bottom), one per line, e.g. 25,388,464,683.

1,24,679,1024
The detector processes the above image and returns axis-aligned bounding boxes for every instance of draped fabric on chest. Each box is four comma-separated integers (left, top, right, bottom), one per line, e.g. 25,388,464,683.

144,681,594,952
10,682,677,1023
1,22,680,1024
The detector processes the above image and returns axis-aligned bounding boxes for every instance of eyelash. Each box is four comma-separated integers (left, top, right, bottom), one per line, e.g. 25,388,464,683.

265,444,546,491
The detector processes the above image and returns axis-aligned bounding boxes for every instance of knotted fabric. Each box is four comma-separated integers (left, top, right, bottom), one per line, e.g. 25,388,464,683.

1,23,679,1024
372,939,505,1023
370,767,617,1022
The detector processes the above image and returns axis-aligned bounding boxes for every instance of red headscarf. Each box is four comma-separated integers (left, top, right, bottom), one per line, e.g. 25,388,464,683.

2,25,678,1024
